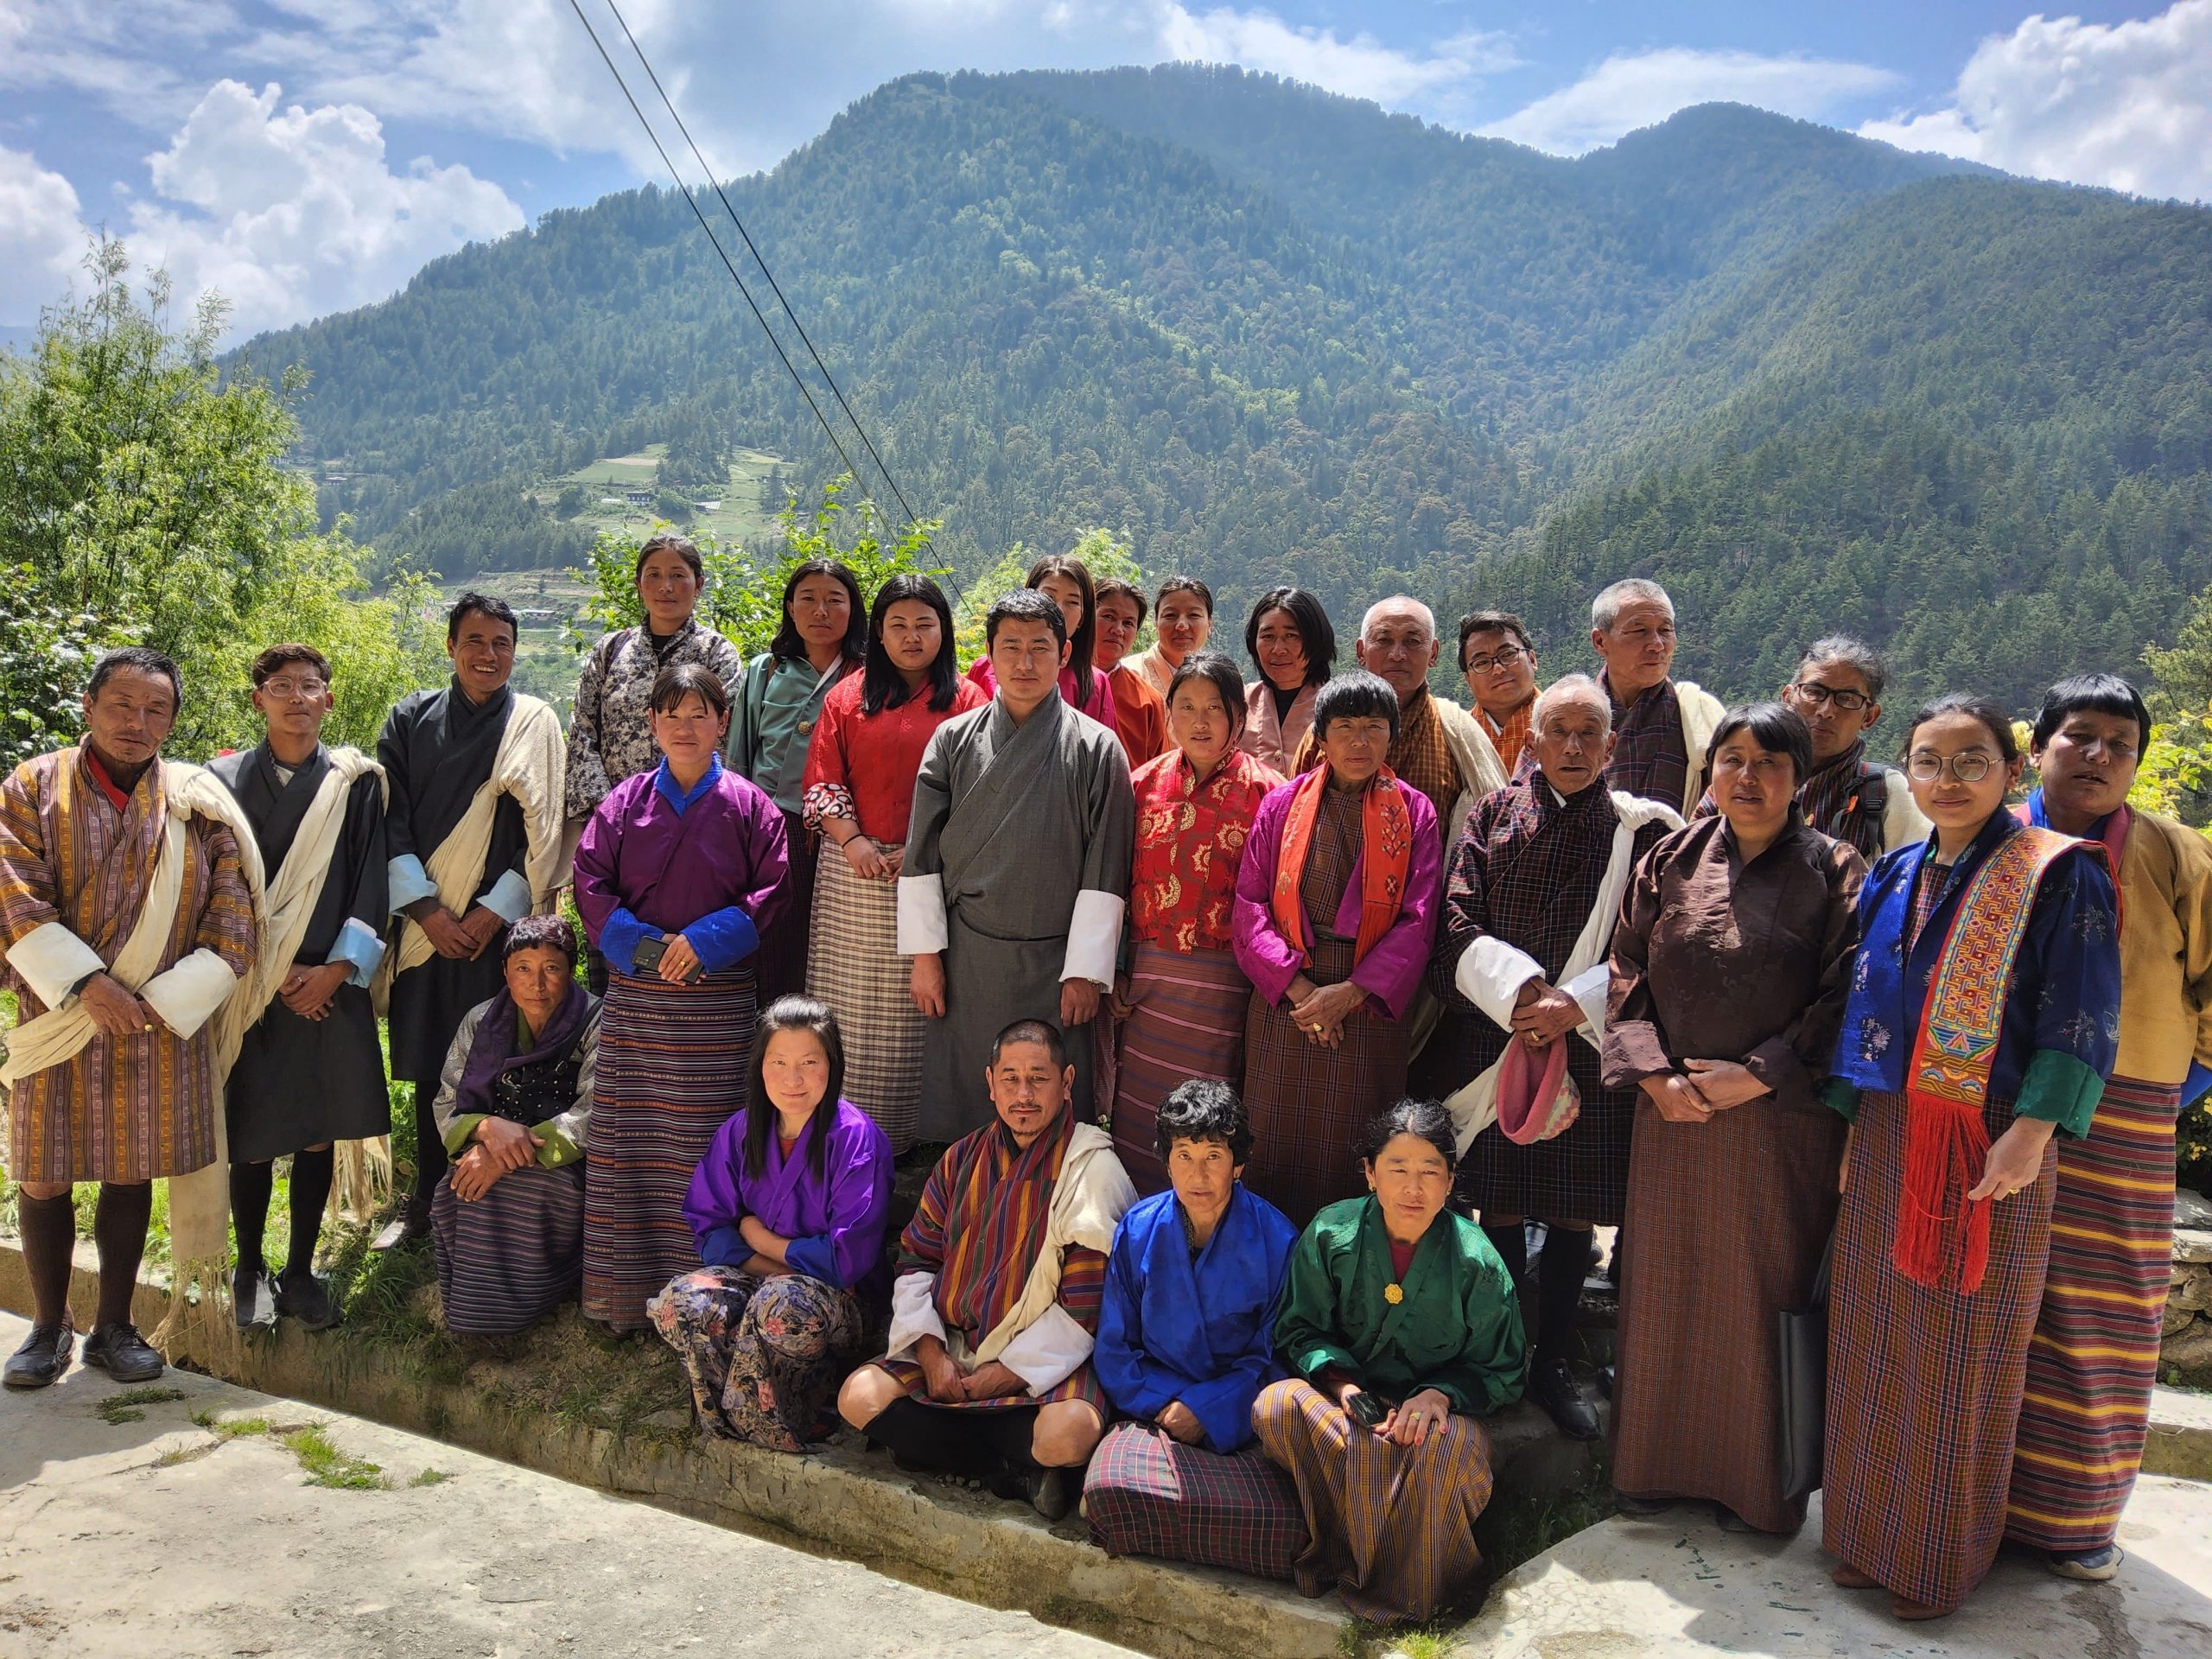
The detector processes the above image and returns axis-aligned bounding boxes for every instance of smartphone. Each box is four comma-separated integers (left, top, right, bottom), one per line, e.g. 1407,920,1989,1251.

631,936,702,983
1346,1389,1388,1429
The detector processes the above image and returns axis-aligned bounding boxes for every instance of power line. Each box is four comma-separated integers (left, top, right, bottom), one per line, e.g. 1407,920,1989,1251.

599,0,919,530
563,0,871,514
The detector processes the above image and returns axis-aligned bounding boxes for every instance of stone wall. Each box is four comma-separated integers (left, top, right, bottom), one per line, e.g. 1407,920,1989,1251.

2165,1188,2212,1386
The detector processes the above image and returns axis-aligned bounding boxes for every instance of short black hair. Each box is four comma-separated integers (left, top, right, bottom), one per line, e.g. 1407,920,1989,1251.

448,591,518,645
1243,587,1336,689
768,559,868,666
501,912,578,964
633,531,704,585
1093,578,1147,628
1154,1078,1252,1164
1358,1097,1457,1170
649,661,731,721
1708,701,1815,788
87,645,183,708
1904,694,2019,765
861,573,960,716
1155,575,1214,616
1165,651,1248,736
991,1017,1068,1069
1795,635,1888,702
1312,669,1401,743
985,587,1067,651
2032,673,2151,754
250,644,331,688
1456,610,1533,666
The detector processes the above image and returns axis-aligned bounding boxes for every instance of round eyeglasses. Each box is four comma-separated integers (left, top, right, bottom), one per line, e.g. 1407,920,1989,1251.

1906,751,1997,784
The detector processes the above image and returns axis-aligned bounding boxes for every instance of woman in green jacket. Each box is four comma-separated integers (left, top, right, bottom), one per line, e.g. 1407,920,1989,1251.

1255,1097,1525,1623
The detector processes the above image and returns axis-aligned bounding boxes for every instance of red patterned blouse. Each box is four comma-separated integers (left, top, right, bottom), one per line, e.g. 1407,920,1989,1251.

1128,746,1286,954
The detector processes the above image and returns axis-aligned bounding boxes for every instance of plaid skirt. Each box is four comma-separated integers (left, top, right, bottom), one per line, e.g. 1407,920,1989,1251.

431,1162,583,1336
2006,1074,2183,1553
1611,1091,1846,1532
1084,1421,1306,1579
1240,935,1407,1230
1254,1377,1493,1624
582,966,753,1331
1823,1088,2056,1612
806,842,925,1154
1112,941,1251,1195
1452,1024,1633,1227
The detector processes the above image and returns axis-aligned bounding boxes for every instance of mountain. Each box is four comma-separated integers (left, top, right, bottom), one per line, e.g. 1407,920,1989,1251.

232,65,2212,719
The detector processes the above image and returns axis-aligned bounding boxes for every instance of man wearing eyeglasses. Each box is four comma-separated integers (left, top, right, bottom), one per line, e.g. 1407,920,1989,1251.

208,645,391,1330
1775,636,1928,858
1457,611,1541,775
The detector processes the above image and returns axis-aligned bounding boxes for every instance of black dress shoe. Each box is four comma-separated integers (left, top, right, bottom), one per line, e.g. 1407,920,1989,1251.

371,1211,431,1253
80,1322,164,1383
1614,1491,1674,1517
273,1268,340,1331
3,1319,75,1389
1530,1355,1600,1441
234,1265,277,1331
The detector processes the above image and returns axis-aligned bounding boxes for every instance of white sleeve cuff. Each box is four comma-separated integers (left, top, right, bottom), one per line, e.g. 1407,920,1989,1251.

998,1302,1095,1395
6,919,106,1009
138,949,242,1039
1060,888,1124,987
897,874,948,956
1562,961,1610,1046
480,868,533,924
387,854,436,912
1456,936,1546,1030
885,1270,947,1361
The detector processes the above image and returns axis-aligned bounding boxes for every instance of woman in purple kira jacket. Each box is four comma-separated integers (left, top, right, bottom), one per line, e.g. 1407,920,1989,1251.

647,995,893,1452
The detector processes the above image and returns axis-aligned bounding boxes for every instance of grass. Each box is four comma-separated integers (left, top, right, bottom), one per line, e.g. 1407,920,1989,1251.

283,1422,391,1491
95,1385,188,1425
409,1467,454,1488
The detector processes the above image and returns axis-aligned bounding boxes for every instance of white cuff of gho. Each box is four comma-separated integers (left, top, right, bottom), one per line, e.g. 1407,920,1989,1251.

896,874,948,957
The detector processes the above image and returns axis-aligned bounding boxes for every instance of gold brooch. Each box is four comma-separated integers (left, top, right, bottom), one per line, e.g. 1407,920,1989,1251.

1383,1282,1404,1305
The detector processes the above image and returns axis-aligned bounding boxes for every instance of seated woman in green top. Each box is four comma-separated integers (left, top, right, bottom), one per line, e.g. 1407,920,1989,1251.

1254,1097,1525,1624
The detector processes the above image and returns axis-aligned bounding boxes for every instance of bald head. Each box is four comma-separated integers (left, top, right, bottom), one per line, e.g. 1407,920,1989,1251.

1355,594,1440,702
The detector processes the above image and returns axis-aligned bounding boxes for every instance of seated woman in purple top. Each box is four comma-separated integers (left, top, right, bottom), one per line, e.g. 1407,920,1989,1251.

573,661,789,1332
649,995,894,1452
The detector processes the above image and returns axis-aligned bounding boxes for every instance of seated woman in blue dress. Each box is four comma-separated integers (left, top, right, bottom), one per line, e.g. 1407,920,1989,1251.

1084,1080,1304,1578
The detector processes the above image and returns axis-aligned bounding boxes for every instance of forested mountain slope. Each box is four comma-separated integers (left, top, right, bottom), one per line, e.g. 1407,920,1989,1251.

232,64,2212,715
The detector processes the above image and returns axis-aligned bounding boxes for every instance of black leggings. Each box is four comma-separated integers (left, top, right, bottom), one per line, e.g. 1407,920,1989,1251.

864,1395,1039,1480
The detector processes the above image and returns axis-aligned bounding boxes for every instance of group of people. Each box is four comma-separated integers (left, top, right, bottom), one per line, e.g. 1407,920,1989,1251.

3,537,2206,1630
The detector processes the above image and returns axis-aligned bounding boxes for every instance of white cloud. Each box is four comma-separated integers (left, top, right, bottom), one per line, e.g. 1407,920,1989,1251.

1155,5,1519,104
1859,0,2212,202
0,147,92,327
1479,47,1901,156
10,79,524,340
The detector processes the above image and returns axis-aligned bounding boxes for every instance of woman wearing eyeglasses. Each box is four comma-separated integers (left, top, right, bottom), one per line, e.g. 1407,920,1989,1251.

1819,695,2119,1622
1774,637,1929,858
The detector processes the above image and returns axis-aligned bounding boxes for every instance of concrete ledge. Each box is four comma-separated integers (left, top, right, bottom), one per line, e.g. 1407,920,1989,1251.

2146,1383,2212,1481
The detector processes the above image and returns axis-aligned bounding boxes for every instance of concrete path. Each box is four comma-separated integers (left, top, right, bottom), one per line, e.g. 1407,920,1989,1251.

0,1313,1135,1659
1446,1478,2212,1658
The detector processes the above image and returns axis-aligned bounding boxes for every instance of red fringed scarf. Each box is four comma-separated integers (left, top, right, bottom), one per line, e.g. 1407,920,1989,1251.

1897,826,2079,1293
1269,762,1413,968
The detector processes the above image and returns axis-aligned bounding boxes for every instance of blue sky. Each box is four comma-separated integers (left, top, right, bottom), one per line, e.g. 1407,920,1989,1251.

4,1,2208,337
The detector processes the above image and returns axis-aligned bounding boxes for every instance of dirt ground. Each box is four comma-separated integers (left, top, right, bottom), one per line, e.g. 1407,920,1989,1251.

0,1311,1135,1659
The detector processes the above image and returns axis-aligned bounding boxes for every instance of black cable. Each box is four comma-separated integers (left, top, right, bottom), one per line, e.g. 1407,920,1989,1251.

563,0,867,502
600,0,920,530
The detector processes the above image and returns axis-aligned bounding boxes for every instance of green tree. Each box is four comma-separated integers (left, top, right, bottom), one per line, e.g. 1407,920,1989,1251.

573,476,943,660
0,234,443,757
952,526,1147,668
0,569,105,771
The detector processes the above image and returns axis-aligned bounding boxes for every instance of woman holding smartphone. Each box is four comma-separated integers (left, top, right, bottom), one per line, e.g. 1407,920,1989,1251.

573,664,789,1332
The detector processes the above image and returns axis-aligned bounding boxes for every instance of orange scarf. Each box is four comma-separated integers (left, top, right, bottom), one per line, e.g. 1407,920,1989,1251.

1269,763,1413,967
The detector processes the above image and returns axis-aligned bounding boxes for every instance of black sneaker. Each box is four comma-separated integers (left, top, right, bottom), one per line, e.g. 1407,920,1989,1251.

3,1319,75,1389
233,1264,277,1331
1028,1465,1074,1522
272,1268,340,1331
1530,1354,1600,1441
80,1322,164,1383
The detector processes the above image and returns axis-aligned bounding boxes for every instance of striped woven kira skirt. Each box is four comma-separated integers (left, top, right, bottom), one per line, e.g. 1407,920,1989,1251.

2006,1074,2183,1554
582,966,754,1332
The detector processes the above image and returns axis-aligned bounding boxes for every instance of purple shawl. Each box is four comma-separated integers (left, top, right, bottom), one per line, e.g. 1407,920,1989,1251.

455,982,594,1123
